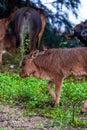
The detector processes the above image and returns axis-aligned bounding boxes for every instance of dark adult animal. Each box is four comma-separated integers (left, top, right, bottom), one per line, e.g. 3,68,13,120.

0,7,18,63
20,47,87,110
66,20,87,46
12,7,42,53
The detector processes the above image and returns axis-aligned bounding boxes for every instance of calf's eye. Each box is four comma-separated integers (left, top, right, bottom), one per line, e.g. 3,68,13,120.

22,62,26,66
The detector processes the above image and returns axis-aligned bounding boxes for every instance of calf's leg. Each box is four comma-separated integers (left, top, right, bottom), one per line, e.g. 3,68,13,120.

55,79,63,107
47,81,56,102
81,100,87,114
47,78,63,107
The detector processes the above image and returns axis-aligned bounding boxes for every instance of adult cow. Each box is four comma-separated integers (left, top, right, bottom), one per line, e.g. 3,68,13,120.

20,48,87,111
0,7,18,64
66,20,87,46
11,6,46,54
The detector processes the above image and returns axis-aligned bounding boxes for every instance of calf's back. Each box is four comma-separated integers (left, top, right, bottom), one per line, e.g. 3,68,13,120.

33,47,87,79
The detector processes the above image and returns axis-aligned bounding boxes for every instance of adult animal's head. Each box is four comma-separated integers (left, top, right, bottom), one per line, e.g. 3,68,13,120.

66,20,87,46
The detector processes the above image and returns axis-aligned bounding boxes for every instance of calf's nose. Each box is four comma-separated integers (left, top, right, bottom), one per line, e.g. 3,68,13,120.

19,71,26,78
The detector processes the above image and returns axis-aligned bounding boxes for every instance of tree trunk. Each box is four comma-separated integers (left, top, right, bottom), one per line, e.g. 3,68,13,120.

25,0,30,6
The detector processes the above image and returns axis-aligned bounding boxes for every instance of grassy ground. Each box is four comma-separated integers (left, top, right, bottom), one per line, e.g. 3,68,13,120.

0,51,87,129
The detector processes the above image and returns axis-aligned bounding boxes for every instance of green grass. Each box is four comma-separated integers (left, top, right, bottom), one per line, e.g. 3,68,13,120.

0,128,5,130
0,72,87,128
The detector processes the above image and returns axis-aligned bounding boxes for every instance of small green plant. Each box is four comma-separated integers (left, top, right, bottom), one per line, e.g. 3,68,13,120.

59,41,68,48
20,26,30,56
19,38,30,57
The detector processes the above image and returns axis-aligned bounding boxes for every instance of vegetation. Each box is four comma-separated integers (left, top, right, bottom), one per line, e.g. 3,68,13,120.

0,71,87,128
0,39,86,129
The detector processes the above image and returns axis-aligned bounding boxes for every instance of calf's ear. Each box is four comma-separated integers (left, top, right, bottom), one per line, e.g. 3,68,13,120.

31,50,39,59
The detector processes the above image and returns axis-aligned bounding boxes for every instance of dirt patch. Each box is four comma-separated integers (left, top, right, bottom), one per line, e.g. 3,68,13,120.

0,102,58,130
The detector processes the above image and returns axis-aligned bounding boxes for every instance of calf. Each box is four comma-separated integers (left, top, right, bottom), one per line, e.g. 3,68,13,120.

20,48,87,110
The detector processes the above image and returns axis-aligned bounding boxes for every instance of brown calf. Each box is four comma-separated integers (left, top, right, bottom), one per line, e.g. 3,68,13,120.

20,48,87,110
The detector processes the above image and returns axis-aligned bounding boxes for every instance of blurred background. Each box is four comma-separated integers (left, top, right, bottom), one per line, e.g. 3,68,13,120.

0,0,87,48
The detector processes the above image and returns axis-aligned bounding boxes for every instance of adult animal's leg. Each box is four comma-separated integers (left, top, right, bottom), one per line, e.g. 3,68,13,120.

38,14,46,48
0,41,3,64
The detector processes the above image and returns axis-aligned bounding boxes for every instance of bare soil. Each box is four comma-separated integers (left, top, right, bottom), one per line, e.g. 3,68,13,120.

0,102,58,130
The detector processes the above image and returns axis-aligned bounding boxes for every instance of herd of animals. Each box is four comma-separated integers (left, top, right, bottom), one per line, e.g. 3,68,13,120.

0,5,87,114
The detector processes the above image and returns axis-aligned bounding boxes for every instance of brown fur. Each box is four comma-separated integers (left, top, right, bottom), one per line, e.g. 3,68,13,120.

3,34,16,52
20,47,87,110
81,100,87,113
0,7,18,64
33,7,46,48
